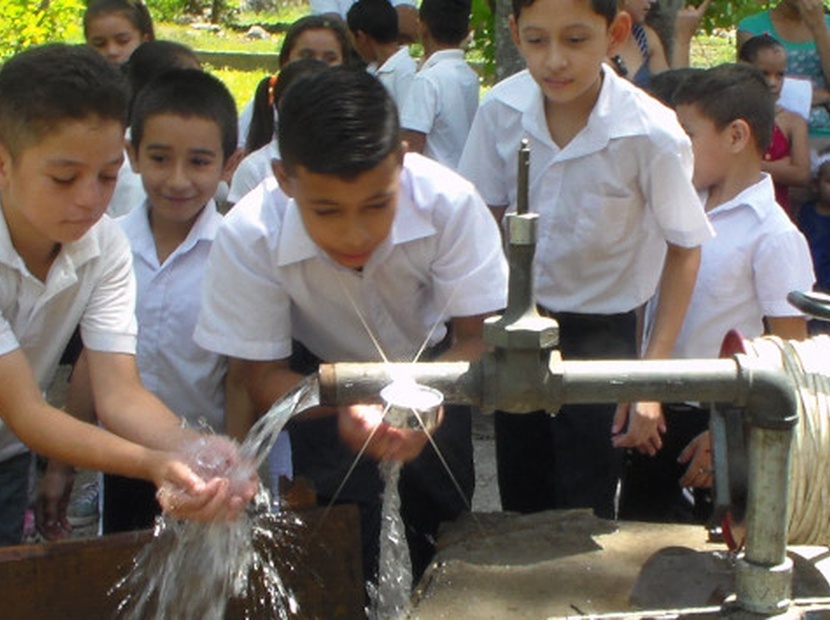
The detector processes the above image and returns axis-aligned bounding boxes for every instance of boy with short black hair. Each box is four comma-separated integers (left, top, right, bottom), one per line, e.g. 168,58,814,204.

630,64,814,512
195,66,507,583
458,0,712,519
347,0,416,107
96,68,254,533
0,44,254,545
400,0,479,169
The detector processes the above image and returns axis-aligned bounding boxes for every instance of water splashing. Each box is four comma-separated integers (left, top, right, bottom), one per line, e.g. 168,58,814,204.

112,376,320,619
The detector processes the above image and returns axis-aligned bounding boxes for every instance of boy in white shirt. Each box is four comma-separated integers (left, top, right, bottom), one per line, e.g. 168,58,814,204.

195,67,507,584
400,0,479,170
457,0,712,519
0,44,254,545
629,64,814,514
347,0,417,108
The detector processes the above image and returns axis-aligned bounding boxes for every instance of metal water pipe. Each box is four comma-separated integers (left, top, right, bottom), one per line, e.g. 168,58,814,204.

316,142,799,617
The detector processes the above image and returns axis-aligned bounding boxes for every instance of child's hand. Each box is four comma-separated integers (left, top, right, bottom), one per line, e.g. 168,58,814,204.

611,401,666,455
152,435,259,522
678,430,713,488
337,404,433,462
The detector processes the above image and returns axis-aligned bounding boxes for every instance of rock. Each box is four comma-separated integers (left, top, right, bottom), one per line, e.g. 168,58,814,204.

246,25,269,40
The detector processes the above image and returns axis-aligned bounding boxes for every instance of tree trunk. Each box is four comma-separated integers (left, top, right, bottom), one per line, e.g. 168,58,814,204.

495,0,525,83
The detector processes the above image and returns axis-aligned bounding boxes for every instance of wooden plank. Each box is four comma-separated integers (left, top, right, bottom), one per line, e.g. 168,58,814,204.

0,505,363,619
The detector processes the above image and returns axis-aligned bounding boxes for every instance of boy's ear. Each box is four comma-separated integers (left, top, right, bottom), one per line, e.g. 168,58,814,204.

509,14,520,49
222,147,245,183
272,159,294,198
607,11,632,57
727,119,752,153
0,142,12,189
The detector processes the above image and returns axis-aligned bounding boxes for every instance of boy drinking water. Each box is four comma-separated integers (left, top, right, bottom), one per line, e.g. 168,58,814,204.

195,67,507,583
458,0,712,518
0,44,255,544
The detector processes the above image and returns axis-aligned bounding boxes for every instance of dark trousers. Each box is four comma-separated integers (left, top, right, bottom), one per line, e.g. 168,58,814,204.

102,474,159,534
0,452,32,546
619,402,712,524
494,311,637,519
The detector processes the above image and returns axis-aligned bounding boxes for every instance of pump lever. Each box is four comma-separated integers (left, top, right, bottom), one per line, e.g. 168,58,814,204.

787,290,830,321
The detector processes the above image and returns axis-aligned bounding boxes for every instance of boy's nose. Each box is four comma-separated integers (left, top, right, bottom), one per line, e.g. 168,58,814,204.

545,44,568,71
75,179,110,212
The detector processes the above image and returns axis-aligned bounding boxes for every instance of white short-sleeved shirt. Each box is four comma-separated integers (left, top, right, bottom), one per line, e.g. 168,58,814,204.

0,206,137,462
118,200,227,432
228,138,280,205
310,0,415,17
195,153,507,364
107,152,145,218
458,67,713,314
673,174,814,359
399,49,480,170
375,46,417,108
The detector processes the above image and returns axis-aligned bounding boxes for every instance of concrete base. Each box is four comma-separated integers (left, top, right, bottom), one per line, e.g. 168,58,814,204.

411,510,830,619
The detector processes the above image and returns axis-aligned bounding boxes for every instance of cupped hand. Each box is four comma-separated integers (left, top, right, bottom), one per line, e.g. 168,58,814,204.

678,430,713,488
337,404,434,462
611,401,666,455
675,0,713,40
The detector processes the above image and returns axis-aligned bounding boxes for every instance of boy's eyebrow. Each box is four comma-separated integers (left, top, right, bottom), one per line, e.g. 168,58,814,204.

46,154,124,168
144,143,219,157
309,189,396,206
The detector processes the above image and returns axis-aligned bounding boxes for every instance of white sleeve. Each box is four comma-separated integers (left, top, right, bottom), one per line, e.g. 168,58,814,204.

400,73,439,135
755,228,816,317
457,102,511,208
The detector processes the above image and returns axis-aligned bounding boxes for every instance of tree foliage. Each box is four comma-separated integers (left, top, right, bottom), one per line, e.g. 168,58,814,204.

0,0,85,61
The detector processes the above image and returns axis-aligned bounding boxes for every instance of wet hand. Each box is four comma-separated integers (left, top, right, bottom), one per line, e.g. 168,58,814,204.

153,436,259,522
337,404,432,462
678,430,713,488
35,461,74,541
611,401,666,455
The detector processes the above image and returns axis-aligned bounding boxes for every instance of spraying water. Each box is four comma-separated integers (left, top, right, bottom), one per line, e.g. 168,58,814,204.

113,376,319,619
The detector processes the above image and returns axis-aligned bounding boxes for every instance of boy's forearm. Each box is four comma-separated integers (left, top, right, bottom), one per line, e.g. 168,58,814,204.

644,244,701,360
225,357,305,436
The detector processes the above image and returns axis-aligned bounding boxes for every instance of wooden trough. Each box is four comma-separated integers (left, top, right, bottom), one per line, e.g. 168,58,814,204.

0,504,364,619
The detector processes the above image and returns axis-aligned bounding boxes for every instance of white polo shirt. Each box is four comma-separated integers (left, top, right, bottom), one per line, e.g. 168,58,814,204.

673,174,814,359
458,67,713,314
375,46,417,108
228,138,280,205
399,49,480,170
194,153,507,364
0,206,137,462
310,0,415,17
118,200,227,432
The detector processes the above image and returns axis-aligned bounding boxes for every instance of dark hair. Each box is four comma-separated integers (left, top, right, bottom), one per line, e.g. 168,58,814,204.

647,67,704,108
245,58,329,153
420,0,471,46
83,0,155,41
0,44,128,159
278,67,400,178
130,69,238,160
126,40,200,117
512,0,617,23
347,0,399,44
738,33,785,64
277,15,353,68
674,63,774,154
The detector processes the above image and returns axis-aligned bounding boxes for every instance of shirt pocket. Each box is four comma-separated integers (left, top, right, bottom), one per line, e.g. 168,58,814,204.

575,194,641,248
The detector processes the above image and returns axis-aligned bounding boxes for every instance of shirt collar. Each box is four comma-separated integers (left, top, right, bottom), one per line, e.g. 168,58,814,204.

421,48,465,71
276,155,436,267
377,47,411,75
497,66,656,156
0,195,102,275
127,199,221,264
707,173,775,219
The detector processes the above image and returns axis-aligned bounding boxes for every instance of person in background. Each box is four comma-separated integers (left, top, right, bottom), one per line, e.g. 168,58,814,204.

311,0,419,45
236,14,354,151
347,0,417,108
611,0,669,88
458,0,711,520
83,0,154,67
738,0,830,147
400,0,479,170
0,44,255,545
799,152,830,304
739,34,811,218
